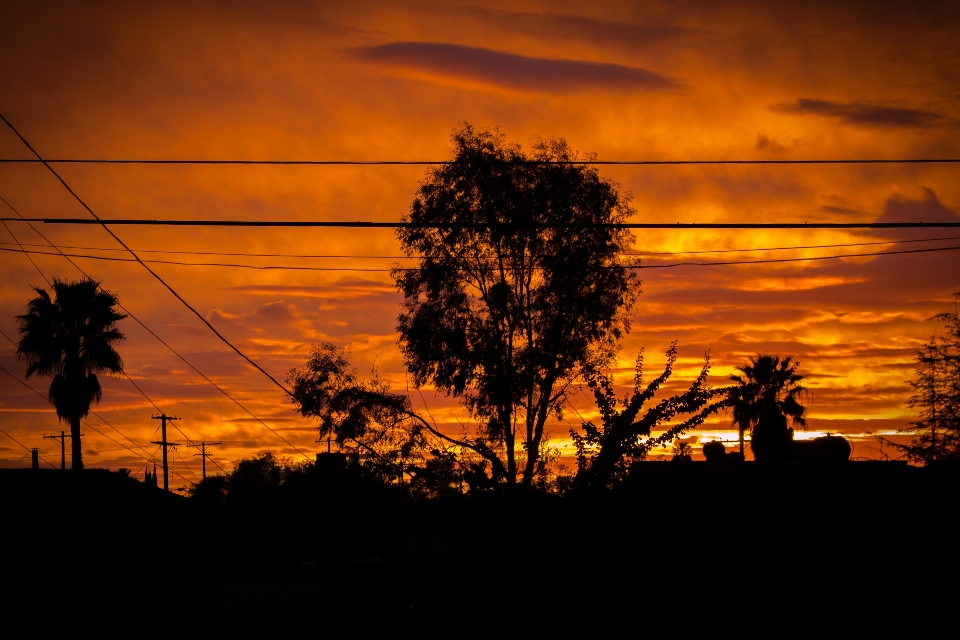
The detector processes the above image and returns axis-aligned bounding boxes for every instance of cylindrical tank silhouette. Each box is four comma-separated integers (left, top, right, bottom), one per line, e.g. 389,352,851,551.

794,435,851,463
702,441,726,462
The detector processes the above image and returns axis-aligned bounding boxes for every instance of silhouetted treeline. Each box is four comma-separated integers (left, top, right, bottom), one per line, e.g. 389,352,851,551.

188,451,433,508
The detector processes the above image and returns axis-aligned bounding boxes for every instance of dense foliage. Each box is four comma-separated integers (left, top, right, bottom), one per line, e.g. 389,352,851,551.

287,343,469,497
393,124,641,486
189,452,315,505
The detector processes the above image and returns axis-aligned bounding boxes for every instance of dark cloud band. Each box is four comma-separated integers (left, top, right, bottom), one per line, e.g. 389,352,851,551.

770,98,947,128
353,41,680,93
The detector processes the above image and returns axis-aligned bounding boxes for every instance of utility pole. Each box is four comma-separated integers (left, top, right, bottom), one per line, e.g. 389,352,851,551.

150,413,180,491
43,430,70,470
188,441,221,479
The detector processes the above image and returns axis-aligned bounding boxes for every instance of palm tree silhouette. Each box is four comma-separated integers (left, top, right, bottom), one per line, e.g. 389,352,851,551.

729,354,808,462
16,277,126,470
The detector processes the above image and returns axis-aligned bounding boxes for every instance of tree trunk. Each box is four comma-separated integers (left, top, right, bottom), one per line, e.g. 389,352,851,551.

520,374,557,486
71,415,83,470
500,405,516,485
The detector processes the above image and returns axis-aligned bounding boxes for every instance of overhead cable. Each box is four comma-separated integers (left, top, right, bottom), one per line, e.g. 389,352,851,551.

2,157,959,165
0,113,293,400
3,243,959,270
3,234,959,258
0,197,311,461
0,333,172,473
8,218,960,229
0,364,147,472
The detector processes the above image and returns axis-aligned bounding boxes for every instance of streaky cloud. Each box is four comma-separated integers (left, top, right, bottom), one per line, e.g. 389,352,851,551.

820,205,859,216
462,8,703,50
769,98,948,128
353,41,680,93
226,283,398,298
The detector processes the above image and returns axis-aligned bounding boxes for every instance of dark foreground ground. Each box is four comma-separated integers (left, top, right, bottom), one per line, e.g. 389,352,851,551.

2,461,958,631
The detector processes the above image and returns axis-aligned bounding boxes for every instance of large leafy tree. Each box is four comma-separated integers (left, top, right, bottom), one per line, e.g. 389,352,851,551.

16,277,126,470
393,124,641,487
729,354,808,462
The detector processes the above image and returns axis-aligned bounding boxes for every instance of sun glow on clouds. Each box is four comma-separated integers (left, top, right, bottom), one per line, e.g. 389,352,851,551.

1,1,959,473
731,276,865,292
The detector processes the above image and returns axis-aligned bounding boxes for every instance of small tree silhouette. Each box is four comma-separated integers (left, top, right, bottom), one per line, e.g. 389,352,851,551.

887,292,960,464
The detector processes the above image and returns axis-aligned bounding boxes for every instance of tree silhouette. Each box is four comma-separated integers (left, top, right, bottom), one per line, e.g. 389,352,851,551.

572,343,730,491
729,354,808,462
393,124,641,487
288,343,460,493
16,277,126,470
891,293,960,463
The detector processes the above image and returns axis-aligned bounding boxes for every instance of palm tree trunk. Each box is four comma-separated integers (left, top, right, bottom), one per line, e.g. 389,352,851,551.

71,415,83,470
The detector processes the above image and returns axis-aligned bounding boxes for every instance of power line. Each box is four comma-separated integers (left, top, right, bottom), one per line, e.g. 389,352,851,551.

0,216,163,416
8,217,960,229
0,358,184,478
0,204,310,462
0,240,425,259
2,157,960,165
3,243,959,271
173,446,199,481
0,365,137,471
0,113,292,400
0,212,50,284
0,246,400,271
171,422,226,475
3,233,959,258
1,323,154,454
637,244,960,269
1,117,310,462
632,235,960,256
0,426,58,469
84,420,189,483
120,371,162,413
187,441,222,479
0,375,60,470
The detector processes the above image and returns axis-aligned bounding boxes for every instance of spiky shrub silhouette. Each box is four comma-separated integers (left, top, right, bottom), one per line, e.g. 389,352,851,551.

572,343,730,491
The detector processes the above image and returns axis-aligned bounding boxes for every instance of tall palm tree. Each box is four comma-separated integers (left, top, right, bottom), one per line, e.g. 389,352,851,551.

729,354,809,462
16,277,126,470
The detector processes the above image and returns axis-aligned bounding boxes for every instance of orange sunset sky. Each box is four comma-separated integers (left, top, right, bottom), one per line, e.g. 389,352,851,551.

1,1,959,485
